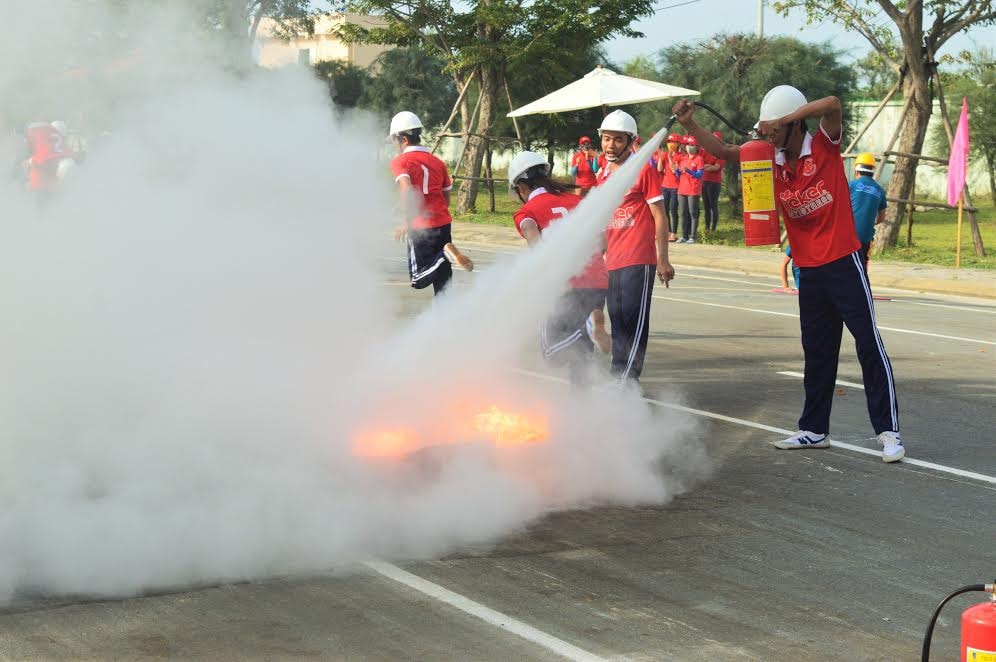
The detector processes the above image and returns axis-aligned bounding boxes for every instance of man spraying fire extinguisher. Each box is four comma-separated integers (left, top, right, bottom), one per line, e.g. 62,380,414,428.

671,87,904,463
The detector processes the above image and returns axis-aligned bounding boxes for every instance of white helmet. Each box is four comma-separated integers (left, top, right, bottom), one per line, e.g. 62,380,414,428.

597,110,638,138
55,158,77,180
758,85,807,122
507,151,549,190
389,111,423,137
50,120,68,135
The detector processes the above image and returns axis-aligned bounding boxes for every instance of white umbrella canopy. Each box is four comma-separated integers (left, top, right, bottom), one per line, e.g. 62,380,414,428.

507,65,699,118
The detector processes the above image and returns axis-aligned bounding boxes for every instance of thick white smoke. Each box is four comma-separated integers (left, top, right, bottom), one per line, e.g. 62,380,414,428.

0,1,708,604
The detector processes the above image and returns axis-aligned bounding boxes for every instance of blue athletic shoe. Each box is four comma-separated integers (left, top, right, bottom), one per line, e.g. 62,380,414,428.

773,431,830,449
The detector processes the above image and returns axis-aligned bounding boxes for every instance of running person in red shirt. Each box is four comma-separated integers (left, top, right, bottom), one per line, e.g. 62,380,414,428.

388,111,473,296
570,136,599,195
509,151,610,381
24,121,74,194
700,131,725,233
672,87,903,462
596,110,674,383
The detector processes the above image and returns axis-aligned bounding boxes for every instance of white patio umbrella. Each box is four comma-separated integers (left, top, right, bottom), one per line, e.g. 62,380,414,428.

507,65,699,118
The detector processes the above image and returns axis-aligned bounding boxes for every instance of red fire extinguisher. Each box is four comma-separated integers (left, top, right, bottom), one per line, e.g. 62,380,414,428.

921,582,996,661
738,139,781,246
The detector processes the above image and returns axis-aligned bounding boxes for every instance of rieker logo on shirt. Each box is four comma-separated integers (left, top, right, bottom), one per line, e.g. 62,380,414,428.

779,179,834,219
607,205,636,230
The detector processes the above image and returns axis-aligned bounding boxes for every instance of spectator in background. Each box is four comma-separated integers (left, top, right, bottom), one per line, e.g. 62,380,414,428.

779,245,800,292
570,136,599,195
657,133,681,242
701,131,725,233
849,152,887,270
676,135,704,244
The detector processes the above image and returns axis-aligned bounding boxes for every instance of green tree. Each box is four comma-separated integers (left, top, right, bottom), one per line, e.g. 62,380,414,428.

854,45,898,100
627,34,856,210
314,59,371,109
773,0,996,251
930,50,996,204
358,49,456,129
341,0,655,213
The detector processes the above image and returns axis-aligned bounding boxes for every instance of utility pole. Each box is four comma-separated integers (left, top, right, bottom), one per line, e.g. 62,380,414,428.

757,0,764,38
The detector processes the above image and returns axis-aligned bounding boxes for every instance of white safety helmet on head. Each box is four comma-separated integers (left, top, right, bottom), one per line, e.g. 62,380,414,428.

388,111,423,138
597,110,638,138
758,85,807,123
507,151,549,191
50,120,68,135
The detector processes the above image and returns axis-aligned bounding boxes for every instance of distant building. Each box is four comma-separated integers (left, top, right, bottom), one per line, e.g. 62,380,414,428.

254,14,390,70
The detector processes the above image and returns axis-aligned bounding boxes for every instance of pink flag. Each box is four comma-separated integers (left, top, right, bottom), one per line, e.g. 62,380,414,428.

947,97,970,207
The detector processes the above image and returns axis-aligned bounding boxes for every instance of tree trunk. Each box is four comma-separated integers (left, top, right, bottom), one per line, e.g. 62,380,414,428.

987,153,996,206
875,56,933,252
457,64,500,214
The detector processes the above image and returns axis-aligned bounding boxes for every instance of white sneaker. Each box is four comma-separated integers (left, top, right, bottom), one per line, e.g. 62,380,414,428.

878,431,905,463
773,430,829,450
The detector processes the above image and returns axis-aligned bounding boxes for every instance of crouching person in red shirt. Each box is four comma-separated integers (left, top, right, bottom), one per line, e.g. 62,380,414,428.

672,87,903,463
509,151,610,383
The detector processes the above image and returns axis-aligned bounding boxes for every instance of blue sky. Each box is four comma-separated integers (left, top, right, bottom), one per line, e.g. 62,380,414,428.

602,0,996,66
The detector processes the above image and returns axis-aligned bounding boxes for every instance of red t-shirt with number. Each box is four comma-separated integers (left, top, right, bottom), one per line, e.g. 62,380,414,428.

571,151,597,188
389,146,453,229
775,127,861,267
596,161,663,271
513,188,608,289
701,150,725,183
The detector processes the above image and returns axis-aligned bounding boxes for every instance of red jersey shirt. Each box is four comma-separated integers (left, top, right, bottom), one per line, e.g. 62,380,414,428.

775,127,861,268
571,151,597,188
26,124,69,165
701,151,725,184
596,160,663,271
677,154,704,196
389,146,453,229
513,188,608,289
659,151,680,189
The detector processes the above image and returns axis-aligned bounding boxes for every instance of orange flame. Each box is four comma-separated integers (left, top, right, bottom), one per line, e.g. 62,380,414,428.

472,406,547,447
353,405,548,459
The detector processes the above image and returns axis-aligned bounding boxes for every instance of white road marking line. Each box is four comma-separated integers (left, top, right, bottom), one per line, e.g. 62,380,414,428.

656,295,996,345
514,368,996,486
889,298,996,314
364,560,605,662
777,370,865,390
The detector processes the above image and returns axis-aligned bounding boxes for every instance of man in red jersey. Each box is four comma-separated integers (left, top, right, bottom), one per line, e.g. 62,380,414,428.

595,110,674,383
700,131,725,233
509,151,610,381
388,111,473,296
672,86,903,463
570,136,598,195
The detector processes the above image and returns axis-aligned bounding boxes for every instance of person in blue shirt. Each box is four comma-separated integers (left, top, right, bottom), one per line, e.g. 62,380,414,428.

779,245,801,291
849,152,887,269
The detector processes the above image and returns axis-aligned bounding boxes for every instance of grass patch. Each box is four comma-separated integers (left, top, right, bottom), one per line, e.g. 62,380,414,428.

450,190,996,269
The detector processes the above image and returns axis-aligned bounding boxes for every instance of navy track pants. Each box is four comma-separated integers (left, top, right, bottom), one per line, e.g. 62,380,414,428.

797,251,899,435
607,264,655,382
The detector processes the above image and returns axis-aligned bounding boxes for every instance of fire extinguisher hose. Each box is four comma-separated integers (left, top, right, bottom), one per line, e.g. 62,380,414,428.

660,102,754,139
921,582,995,662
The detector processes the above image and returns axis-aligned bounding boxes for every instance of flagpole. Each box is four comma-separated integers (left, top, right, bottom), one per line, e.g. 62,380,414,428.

956,193,963,268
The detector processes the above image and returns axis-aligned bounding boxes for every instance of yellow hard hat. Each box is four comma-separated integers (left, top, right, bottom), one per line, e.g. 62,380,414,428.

855,152,876,167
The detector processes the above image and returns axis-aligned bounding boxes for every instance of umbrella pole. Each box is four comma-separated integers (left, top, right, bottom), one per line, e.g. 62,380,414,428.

601,104,609,117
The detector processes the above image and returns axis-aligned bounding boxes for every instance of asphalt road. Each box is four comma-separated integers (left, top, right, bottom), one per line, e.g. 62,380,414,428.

3,242,994,661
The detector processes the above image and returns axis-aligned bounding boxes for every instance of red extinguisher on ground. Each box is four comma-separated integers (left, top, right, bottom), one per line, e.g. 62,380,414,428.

921,581,996,661
738,138,781,246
